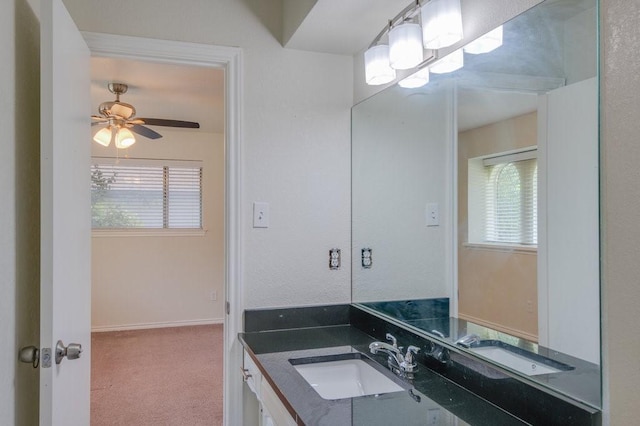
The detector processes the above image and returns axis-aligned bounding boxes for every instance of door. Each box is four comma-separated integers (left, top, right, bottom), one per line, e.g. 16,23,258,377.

537,77,599,364
40,0,91,424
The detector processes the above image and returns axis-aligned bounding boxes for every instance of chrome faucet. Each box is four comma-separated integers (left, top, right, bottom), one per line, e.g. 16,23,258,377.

369,333,420,377
425,330,449,364
455,333,481,348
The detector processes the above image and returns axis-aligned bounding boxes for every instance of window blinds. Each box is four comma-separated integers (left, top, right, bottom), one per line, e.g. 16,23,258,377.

91,159,202,229
468,149,537,245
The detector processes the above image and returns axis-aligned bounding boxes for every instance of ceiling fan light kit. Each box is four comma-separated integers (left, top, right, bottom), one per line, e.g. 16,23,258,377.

91,82,200,149
92,126,113,147
115,127,136,149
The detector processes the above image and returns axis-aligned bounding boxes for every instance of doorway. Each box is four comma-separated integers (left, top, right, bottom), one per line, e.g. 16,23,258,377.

84,32,244,425
88,56,225,423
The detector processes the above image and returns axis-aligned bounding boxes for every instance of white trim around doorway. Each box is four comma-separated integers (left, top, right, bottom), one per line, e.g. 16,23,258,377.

82,32,244,426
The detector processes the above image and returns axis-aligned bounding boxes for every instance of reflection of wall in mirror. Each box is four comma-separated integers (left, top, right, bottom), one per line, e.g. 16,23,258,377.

458,112,538,341
352,86,453,302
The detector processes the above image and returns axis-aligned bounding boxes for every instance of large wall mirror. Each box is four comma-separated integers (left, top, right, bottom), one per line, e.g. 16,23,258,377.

352,0,599,408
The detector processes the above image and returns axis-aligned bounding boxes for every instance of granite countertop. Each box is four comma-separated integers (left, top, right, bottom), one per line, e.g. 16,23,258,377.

239,325,529,426
358,300,601,408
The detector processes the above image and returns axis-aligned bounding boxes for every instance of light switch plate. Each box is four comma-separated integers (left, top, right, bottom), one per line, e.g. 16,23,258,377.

426,203,439,227
253,202,269,228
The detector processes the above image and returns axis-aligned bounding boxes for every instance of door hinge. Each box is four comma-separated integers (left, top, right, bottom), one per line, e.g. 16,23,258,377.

226,301,230,315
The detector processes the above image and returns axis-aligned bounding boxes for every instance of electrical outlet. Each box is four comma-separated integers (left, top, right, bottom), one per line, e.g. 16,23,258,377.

210,290,217,301
329,248,341,270
527,300,533,313
361,248,372,269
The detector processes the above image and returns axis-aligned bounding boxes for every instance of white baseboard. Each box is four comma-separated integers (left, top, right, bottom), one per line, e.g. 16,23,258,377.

92,318,224,332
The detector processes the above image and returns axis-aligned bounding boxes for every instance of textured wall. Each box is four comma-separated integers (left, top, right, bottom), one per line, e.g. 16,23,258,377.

600,0,640,423
63,0,354,309
91,130,225,329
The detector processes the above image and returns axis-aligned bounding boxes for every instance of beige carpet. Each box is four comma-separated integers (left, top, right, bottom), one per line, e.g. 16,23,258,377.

91,325,223,425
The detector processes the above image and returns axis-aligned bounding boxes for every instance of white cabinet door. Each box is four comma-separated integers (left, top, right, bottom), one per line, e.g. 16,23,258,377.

40,0,91,424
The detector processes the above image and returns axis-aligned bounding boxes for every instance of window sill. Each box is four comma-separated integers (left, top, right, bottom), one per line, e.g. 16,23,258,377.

92,228,207,238
462,242,537,254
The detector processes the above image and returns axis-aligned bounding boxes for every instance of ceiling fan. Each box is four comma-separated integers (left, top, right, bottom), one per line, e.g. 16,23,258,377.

91,82,200,149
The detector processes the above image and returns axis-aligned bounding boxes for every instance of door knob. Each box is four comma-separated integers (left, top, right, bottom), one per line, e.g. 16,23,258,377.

55,340,82,364
19,345,40,368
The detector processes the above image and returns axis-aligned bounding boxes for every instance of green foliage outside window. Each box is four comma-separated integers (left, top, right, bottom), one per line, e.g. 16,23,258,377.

91,166,140,228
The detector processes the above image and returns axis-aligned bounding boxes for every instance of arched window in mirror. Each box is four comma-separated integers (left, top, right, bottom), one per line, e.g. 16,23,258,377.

469,149,537,246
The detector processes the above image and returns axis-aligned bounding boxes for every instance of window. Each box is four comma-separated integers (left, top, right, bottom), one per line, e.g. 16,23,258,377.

91,158,203,230
468,149,537,246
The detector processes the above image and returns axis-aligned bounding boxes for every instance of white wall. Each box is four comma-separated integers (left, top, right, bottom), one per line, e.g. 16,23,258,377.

91,129,225,330
1,0,40,424
352,84,452,302
63,0,354,310
564,6,597,85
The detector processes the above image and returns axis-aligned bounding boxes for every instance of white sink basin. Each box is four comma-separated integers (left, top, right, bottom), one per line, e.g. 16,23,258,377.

291,354,406,400
470,346,564,376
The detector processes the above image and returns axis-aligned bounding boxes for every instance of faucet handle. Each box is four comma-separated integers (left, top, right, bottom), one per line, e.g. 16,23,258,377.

385,333,398,348
405,345,420,363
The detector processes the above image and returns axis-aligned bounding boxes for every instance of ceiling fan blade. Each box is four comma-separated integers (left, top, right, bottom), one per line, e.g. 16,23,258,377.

138,118,200,129
130,124,163,140
91,115,108,126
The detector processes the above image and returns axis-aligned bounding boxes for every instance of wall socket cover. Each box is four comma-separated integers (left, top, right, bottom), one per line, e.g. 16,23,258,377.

361,248,372,269
329,248,341,270
426,202,439,227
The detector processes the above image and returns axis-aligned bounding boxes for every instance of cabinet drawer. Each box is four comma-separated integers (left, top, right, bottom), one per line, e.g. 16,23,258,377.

243,350,262,396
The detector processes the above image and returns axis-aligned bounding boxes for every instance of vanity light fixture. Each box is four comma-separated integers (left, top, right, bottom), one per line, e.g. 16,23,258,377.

389,21,424,70
421,0,464,50
463,25,503,54
364,44,396,85
399,67,430,88
364,0,464,86
429,48,464,74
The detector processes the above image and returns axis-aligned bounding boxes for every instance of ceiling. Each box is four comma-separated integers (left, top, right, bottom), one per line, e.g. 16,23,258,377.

89,1,405,139
284,0,410,54
90,57,225,135
89,0,587,138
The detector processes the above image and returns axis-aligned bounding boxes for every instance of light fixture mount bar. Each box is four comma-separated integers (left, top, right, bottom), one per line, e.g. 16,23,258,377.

368,0,423,49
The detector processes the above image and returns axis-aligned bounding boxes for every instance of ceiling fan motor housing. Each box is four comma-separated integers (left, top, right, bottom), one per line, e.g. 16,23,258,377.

98,101,136,120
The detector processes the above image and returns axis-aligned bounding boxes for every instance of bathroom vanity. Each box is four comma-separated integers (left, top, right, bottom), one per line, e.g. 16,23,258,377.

239,305,600,426
240,0,602,423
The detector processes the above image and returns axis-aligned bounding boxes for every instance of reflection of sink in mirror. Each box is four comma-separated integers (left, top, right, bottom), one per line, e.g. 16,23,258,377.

290,353,409,400
469,341,574,376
